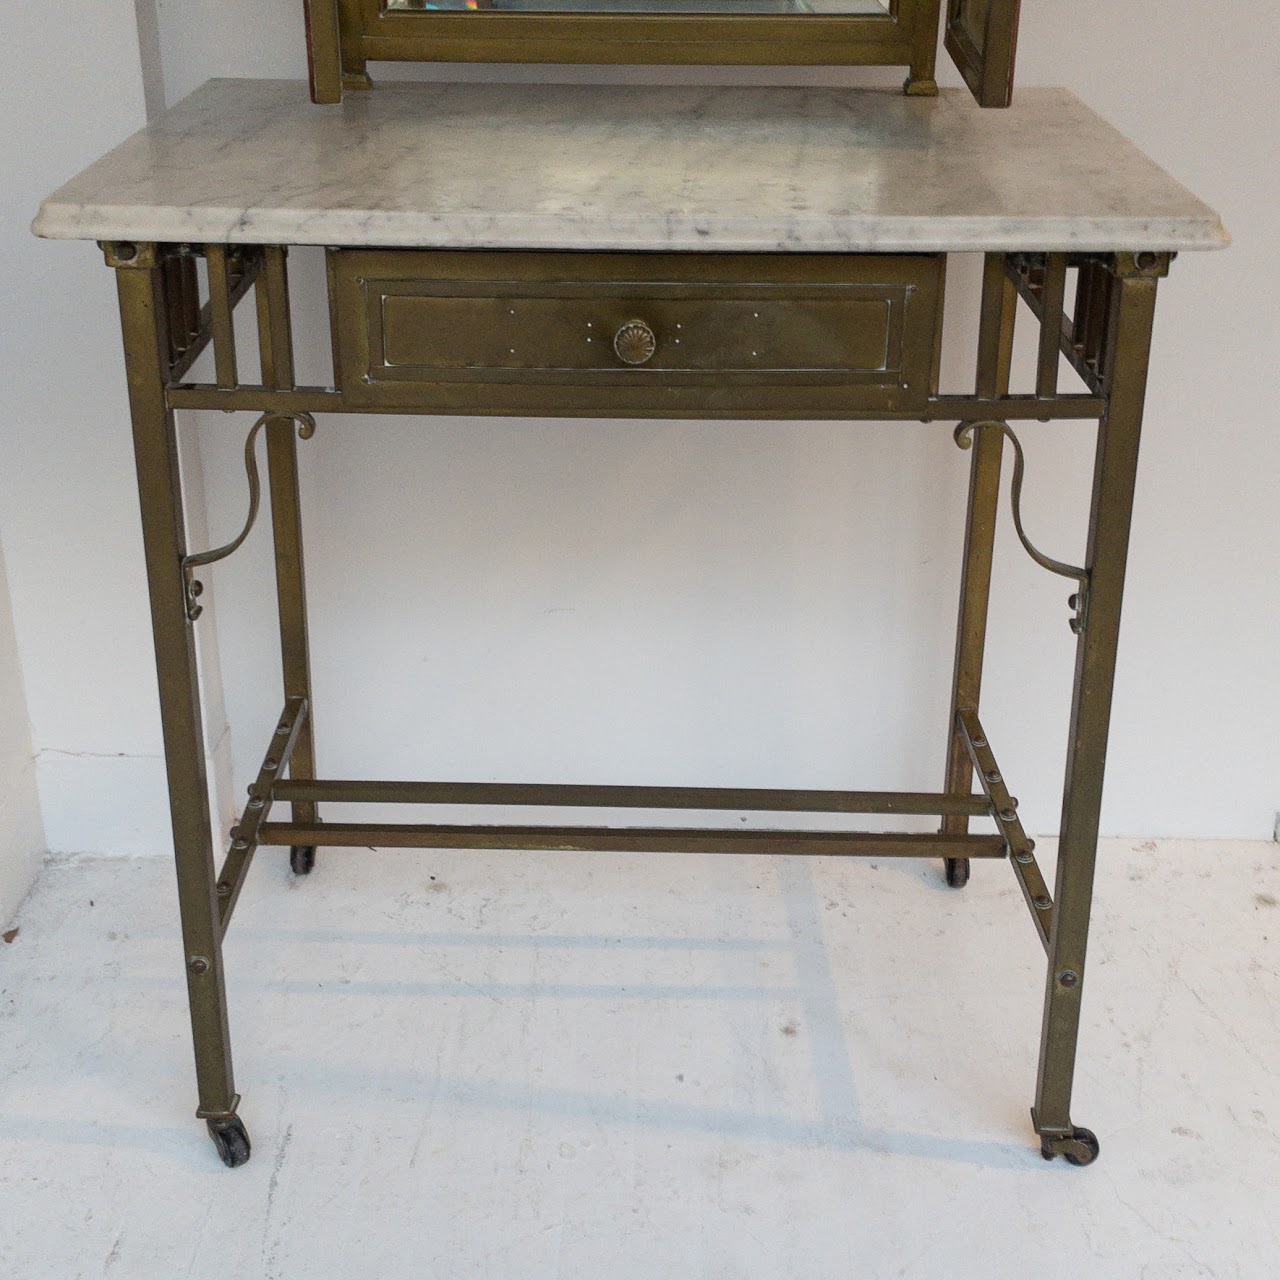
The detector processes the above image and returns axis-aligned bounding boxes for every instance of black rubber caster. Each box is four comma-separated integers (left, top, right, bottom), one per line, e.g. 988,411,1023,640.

1040,1127,1100,1166
207,1116,252,1168
944,857,971,888
290,845,316,875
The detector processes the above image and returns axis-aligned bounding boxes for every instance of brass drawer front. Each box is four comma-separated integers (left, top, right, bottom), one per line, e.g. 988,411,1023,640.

330,250,944,417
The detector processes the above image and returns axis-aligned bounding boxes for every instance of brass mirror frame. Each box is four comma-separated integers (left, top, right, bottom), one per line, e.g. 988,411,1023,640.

306,0,945,103
946,0,1022,107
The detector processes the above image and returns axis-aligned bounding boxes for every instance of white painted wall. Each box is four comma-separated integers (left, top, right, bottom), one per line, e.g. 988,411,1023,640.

2,0,152,894
2,0,235,874
7,1,1277,860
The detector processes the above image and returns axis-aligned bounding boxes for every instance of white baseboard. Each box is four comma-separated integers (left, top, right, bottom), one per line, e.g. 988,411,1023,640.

36,731,237,860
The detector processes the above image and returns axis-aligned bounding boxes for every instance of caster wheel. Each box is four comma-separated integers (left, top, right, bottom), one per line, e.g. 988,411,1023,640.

1040,1127,1099,1167
945,857,971,888
207,1116,252,1168
290,845,316,875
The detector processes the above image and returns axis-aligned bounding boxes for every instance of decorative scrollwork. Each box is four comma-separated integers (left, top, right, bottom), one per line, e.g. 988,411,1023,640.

955,420,1090,634
182,413,315,621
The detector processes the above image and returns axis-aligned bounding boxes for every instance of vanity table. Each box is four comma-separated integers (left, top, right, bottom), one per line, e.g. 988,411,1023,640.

34,36,1225,1170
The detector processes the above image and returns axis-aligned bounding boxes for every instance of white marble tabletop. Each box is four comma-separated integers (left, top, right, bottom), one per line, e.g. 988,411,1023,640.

33,79,1227,254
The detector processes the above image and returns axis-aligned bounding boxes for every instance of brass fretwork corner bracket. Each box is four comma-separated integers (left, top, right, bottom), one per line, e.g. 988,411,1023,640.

1009,249,1172,281
181,413,316,621
1109,251,1173,280
955,420,1091,633
101,240,159,270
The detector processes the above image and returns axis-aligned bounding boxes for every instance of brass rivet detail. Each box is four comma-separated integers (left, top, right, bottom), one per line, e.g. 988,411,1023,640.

189,956,210,974
1034,896,1052,911
1059,969,1080,988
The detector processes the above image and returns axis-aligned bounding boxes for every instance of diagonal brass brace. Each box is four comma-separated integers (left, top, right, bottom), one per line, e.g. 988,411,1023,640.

956,707,1054,952
216,695,310,936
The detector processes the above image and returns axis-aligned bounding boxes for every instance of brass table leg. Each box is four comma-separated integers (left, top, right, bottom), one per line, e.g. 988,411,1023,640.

114,244,249,1168
267,418,319,875
1033,253,1164,1166
941,253,1016,887
256,246,321,878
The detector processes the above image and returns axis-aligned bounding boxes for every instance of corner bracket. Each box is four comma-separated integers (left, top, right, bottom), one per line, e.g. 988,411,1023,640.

101,241,159,270
181,412,315,621
955,420,1090,633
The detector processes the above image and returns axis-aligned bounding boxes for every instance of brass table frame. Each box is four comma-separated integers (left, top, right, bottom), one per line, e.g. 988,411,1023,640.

106,237,1165,1168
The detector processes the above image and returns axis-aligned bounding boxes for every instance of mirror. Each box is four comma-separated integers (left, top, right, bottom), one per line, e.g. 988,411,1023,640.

310,0,961,106
385,0,890,11
945,0,1020,107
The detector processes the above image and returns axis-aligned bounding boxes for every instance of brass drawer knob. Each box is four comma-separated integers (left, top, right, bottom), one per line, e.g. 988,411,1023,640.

612,319,657,366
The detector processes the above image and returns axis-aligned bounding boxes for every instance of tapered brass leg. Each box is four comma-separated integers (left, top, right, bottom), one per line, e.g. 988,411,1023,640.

1033,254,1164,1166
942,254,1016,886
114,245,247,1164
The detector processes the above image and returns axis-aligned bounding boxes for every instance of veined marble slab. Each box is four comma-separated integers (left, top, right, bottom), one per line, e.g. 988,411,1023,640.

33,79,1227,253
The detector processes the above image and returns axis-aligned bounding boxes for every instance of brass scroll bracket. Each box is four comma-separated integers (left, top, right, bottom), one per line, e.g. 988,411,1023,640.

181,412,316,621
955,420,1090,634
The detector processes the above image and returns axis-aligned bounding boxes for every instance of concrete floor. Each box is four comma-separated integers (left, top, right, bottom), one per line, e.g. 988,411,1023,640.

1,838,1277,1278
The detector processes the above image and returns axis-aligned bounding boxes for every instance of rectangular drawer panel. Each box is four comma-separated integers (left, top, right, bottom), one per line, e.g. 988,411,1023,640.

330,250,944,418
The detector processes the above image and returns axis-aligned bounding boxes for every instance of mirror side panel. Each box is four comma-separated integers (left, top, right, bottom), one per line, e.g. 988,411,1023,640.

945,0,1022,108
